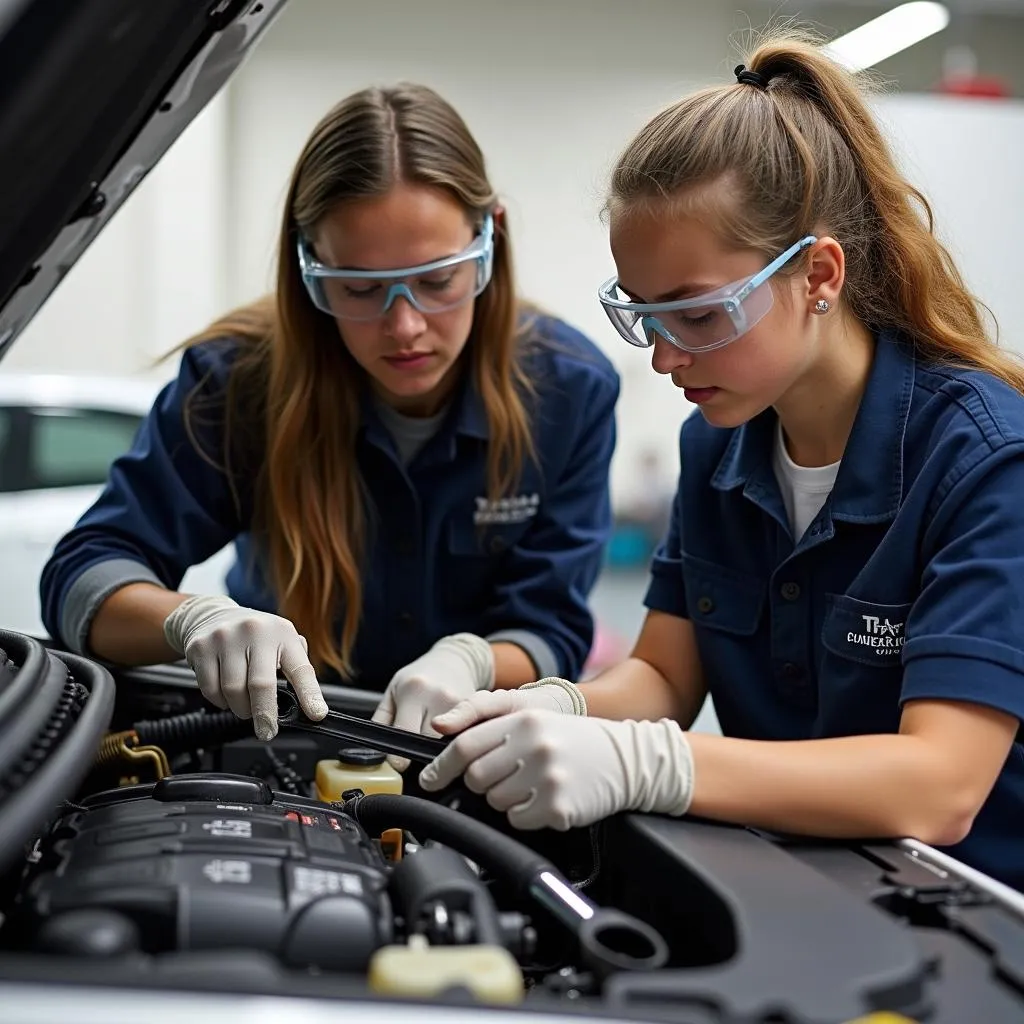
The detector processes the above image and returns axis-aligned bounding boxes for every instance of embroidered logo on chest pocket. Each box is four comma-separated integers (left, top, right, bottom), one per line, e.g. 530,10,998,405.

845,613,905,657
822,595,912,667
473,493,540,525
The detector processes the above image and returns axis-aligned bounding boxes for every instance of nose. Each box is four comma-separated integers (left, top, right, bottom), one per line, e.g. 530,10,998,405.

650,334,694,376
383,294,427,341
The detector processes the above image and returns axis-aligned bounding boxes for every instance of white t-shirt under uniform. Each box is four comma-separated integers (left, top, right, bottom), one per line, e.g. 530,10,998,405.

771,419,841,541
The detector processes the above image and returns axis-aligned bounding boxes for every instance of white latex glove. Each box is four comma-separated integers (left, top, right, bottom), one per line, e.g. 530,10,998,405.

163,594,327,742
372,633,495,771
419,710,695,831
431,677,588,735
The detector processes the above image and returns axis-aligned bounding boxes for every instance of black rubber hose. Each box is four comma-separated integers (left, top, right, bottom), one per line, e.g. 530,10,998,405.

133,708,252,751
0,629,42,724
343,792,669,977
346,792,552,891
0,678,87,802
0,647,115,876
0,630,68,779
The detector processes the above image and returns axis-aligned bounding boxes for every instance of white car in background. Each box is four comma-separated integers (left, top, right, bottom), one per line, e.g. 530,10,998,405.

0,372,232,636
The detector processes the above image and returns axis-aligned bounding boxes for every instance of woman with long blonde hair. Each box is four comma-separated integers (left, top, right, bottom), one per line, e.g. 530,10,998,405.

420,34,1024,892
40,83,619,749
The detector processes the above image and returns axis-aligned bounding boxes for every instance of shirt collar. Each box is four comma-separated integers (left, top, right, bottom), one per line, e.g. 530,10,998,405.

711,329,914,523
360,363,489,455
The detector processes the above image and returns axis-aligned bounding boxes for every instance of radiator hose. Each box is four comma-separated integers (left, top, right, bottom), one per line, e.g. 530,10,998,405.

133,708,251,752
343,792,668,978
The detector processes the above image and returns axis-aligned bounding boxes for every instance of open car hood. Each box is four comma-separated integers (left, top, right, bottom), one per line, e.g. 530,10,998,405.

0,0,287,361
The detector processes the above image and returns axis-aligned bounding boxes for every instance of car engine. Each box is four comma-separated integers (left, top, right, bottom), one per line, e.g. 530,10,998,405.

15,777,393,972
1,628,1024,1024
0,629,665,1007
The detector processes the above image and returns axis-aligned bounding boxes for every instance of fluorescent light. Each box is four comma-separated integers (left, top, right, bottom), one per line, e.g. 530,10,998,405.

824,2,951,72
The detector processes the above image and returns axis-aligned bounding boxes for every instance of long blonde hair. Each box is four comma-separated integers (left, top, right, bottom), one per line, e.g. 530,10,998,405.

607,28,1023,391
182,84,536,679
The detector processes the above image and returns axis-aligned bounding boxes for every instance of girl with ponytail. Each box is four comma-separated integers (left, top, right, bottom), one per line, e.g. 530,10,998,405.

418,31,1024,891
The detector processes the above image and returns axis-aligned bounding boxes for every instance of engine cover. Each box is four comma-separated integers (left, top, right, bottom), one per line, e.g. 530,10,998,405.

13,773,392,972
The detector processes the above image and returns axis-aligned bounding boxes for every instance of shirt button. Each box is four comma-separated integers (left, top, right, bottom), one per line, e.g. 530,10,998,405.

489,535,507,555
395,538,415,557
397,611,415,630
781,662,804,681
780,582,801,601
696,596,714,614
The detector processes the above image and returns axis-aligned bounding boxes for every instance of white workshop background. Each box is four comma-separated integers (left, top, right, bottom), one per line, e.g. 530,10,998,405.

8,0,1024,511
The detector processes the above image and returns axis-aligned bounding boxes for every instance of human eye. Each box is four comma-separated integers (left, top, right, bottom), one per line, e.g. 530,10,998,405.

342,282,381,298
679,311,715,327
668,307,718,330
418,273,457,293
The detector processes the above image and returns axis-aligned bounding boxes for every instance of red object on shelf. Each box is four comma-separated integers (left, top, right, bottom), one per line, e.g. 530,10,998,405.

938,74,1010,99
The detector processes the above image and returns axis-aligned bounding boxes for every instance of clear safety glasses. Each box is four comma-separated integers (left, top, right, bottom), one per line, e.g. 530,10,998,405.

597,235,817,353
298,214,495,322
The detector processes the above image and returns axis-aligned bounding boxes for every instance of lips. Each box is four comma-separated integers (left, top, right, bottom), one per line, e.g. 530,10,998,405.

383,352,433,368
682,386,719,405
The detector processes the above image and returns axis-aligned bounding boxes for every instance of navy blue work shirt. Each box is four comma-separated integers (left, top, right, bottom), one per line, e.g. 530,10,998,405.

40,314,619,688
646,330,1024,890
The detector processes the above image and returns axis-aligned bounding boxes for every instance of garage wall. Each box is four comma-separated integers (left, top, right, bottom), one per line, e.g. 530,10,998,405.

9,0,1024,508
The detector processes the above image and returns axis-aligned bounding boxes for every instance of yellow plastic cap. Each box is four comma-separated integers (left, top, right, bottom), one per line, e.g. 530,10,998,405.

368,938,524,1005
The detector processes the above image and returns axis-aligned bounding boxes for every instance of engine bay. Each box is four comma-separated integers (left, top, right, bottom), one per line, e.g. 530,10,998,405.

1,628,1024,1024
17,779,395,974
3,3,1024,1021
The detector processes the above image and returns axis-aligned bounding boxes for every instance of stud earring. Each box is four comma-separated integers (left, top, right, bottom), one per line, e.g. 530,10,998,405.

814,299,830,314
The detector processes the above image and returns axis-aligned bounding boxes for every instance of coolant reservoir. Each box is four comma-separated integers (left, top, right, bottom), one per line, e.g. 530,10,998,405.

315,747,403,801
369,935,524,1004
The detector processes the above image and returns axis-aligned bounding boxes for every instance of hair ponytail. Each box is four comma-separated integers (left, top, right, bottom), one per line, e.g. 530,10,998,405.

608,27,1024,392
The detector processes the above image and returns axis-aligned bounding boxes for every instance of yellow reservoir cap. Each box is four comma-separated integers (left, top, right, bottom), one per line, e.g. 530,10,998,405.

314,747,402,802
844,1015,921,1023
368,937,524,1005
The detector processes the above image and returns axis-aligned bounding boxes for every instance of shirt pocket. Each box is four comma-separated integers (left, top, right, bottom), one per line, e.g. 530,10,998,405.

681,553,766,635
821,594,913,667
447,518,532,558
442,518,534,619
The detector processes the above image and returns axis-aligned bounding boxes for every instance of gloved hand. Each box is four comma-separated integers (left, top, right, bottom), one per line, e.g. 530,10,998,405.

419,710,695,831
431,676,588,735
163,594,327,742
372,632,495,771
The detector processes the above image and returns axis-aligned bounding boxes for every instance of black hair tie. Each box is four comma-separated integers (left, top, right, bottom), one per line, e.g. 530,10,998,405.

734,64,768,89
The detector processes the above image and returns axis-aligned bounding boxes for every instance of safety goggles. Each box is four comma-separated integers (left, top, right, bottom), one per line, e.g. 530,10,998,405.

298,214,494,322
597,235,817,353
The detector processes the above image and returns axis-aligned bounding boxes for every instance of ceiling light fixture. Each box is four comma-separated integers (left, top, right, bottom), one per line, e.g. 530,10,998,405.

824,2,951,72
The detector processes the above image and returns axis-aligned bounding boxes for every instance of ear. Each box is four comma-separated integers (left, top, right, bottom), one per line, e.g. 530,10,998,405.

803,236,845,312
492,204,506,232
